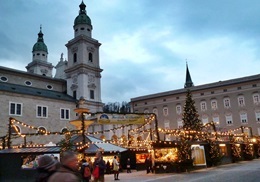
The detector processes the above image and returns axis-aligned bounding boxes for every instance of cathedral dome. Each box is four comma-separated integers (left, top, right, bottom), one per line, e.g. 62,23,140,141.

74,1,92,27
32,28,48,53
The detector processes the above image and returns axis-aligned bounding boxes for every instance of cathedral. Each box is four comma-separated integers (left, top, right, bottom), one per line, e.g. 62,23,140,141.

0,1,104,146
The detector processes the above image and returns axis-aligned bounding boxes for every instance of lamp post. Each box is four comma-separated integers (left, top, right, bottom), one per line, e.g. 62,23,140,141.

69,97,94,153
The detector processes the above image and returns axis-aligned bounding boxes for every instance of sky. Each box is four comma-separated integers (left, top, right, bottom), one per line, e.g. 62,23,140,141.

0,0,259,104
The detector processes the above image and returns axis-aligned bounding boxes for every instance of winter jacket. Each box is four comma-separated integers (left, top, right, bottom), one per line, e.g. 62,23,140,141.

48,165,81,182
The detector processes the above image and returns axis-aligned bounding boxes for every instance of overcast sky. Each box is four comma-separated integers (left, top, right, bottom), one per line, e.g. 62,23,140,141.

0,0,259,103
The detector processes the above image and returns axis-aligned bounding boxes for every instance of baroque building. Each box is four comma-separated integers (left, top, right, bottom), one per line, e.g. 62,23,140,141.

0,1,104,146
130,64,260,138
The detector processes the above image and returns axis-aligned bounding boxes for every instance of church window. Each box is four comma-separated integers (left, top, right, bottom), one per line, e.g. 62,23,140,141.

36,105,48,118
90,90,94,99
37,53,40,55
9,102,22,116
81,27,85,30
87,28,90,31
0,76,8,82
25,81,32,86
73,53,77,63
60,108,70,120
88,52,93,62
75,28,78,32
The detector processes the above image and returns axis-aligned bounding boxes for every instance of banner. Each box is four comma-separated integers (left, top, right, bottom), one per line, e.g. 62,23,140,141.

97,113,146,124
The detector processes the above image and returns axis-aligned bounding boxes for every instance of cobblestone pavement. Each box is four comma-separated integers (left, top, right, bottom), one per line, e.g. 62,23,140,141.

102,159,260,182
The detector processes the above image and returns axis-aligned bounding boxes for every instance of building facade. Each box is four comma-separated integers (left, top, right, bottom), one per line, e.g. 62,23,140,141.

131,65,260,139
0,2,104,146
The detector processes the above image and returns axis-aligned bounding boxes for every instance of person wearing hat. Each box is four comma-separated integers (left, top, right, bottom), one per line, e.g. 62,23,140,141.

35,155,58,182
48,151,81,182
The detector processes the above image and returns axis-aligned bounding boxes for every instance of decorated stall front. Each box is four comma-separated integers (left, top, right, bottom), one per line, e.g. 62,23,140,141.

0,146,60,182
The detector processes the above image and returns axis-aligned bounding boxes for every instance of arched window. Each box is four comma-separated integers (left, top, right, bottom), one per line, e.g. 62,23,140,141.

73,53,77,63
61,128,69,134
37,127,47,134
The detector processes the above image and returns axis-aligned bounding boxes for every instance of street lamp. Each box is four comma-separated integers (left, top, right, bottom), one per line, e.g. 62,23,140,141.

69,97,94,147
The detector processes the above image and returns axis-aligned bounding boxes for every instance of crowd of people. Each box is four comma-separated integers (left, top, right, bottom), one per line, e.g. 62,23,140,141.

35,151,129,182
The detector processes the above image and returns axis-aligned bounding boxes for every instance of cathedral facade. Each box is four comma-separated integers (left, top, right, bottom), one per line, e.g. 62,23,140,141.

0,2,104,146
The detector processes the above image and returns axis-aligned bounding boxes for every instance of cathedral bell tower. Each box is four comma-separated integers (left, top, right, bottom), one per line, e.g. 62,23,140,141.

26,26,53,77
65,1,103,113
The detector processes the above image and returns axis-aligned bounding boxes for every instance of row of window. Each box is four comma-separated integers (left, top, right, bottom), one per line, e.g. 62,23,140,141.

140,86,258,107
163,111,260,129
151,93,260,116
0,76,53,90
9,102,70,120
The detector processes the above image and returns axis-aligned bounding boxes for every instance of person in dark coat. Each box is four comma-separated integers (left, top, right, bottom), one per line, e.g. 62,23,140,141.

106,160,111,174
48,151,81,182
126,158,131,173
35,155,58,182
80,159,91,182
93,151,106,182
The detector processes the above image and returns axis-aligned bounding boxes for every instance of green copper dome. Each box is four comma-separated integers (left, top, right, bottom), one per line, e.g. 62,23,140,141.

32,28,48,53
74,1,92,26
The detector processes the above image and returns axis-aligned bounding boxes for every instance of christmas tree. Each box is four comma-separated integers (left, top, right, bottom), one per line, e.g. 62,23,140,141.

182,89,203,141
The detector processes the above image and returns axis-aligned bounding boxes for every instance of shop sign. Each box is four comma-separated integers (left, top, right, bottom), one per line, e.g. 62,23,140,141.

97,113,146,124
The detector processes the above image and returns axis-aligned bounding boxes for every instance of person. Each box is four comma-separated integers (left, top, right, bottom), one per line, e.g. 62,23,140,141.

145,156,151,174
113,156,120,180
126,158,131,173
48,151,81,182
35,155,58,182
106,160,111,174
93,151,106,182
80,159,91,182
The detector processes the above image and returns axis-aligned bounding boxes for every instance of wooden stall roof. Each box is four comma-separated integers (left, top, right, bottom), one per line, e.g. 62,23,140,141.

0,146,61,154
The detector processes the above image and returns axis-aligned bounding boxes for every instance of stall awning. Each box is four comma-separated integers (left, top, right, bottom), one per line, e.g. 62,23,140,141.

0,146,61,154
